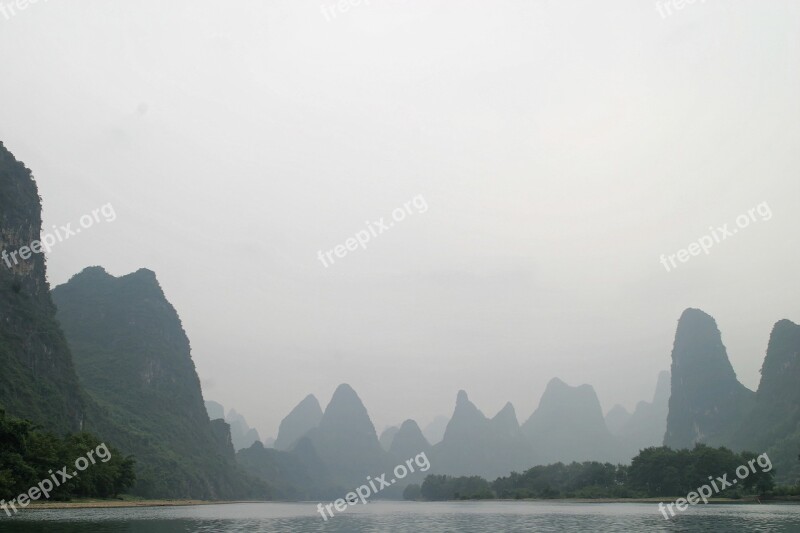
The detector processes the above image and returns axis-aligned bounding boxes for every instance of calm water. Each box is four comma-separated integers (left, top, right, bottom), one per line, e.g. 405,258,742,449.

6,501,800,532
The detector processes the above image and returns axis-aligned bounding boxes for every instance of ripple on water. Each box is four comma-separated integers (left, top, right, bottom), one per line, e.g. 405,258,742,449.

9,501,800,532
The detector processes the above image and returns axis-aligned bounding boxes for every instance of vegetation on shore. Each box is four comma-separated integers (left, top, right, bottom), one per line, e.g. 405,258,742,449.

0,410,136,501
405,444,798,501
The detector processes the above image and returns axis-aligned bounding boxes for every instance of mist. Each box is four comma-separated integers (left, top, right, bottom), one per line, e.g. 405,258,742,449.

1,0,798,439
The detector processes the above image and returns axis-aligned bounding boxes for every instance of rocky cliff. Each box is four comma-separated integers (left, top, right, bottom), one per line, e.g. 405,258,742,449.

0,142,84,433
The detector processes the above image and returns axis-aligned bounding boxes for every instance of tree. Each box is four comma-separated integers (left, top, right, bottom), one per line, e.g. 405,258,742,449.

403,483,421,501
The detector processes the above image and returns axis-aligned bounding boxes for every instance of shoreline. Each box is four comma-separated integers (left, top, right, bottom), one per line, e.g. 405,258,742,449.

22,495,799,510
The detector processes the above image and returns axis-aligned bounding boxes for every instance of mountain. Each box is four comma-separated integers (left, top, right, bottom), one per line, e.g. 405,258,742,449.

491,402,520,438
735,319,800,483
610,371,670,459
521,378,621,464
306,384,388,487
605,405,631,436
205,400,225,420
227,408,262,451
51,266,263,499
380,425,400,451
204,402,261,451
209,417,236,461
383,419,431,496
236,438,341,500
389,419,431,460
433,390,490,476
0,142,84,433
422,415,450,445
274,394,323,451
664,309,754,449
433,391,531,479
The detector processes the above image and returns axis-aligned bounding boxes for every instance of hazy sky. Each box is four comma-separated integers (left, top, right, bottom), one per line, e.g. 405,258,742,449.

1,0,798,439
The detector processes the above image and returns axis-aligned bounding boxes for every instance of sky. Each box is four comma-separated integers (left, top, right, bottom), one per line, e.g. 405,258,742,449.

1,0,798,440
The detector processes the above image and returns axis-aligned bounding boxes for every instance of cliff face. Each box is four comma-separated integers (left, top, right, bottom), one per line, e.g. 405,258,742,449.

736,319,800,483
664,309,754,449
755,320,800,417
51,266,261,499
0,142,84,433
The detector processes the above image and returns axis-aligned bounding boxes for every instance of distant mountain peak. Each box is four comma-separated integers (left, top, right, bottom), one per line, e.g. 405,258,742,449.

301,393,320,404
78,265,111,277
308,384,385,487
323,384,372,424
456,389,469,405
133,267,157,278
275,394,323,451
546,376,567,388
756,319,800,401
521,377,619,463
492,402,519,428
389,419,430,458
664,309,753,448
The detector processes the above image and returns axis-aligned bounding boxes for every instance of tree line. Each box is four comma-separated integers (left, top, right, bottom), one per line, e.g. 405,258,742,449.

0,409,136,501
405,444,797,501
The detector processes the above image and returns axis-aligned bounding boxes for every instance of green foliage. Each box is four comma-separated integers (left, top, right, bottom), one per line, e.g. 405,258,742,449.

628,445,775,497
0,409,135,501
420,475,495,501
493,461,633,499
489,444,777,500
402,483,422,501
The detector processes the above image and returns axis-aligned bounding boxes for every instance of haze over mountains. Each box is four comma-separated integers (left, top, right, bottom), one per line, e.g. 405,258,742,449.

205,401,263,451
606,370,671,459
253,372,675,494
1,142,798,499
248,305,799,492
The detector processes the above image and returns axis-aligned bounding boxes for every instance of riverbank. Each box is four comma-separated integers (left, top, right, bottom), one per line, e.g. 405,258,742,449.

22,494,800,511
448,495,800,504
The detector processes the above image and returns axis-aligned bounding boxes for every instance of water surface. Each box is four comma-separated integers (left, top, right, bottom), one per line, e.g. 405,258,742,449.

6,501,800,532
